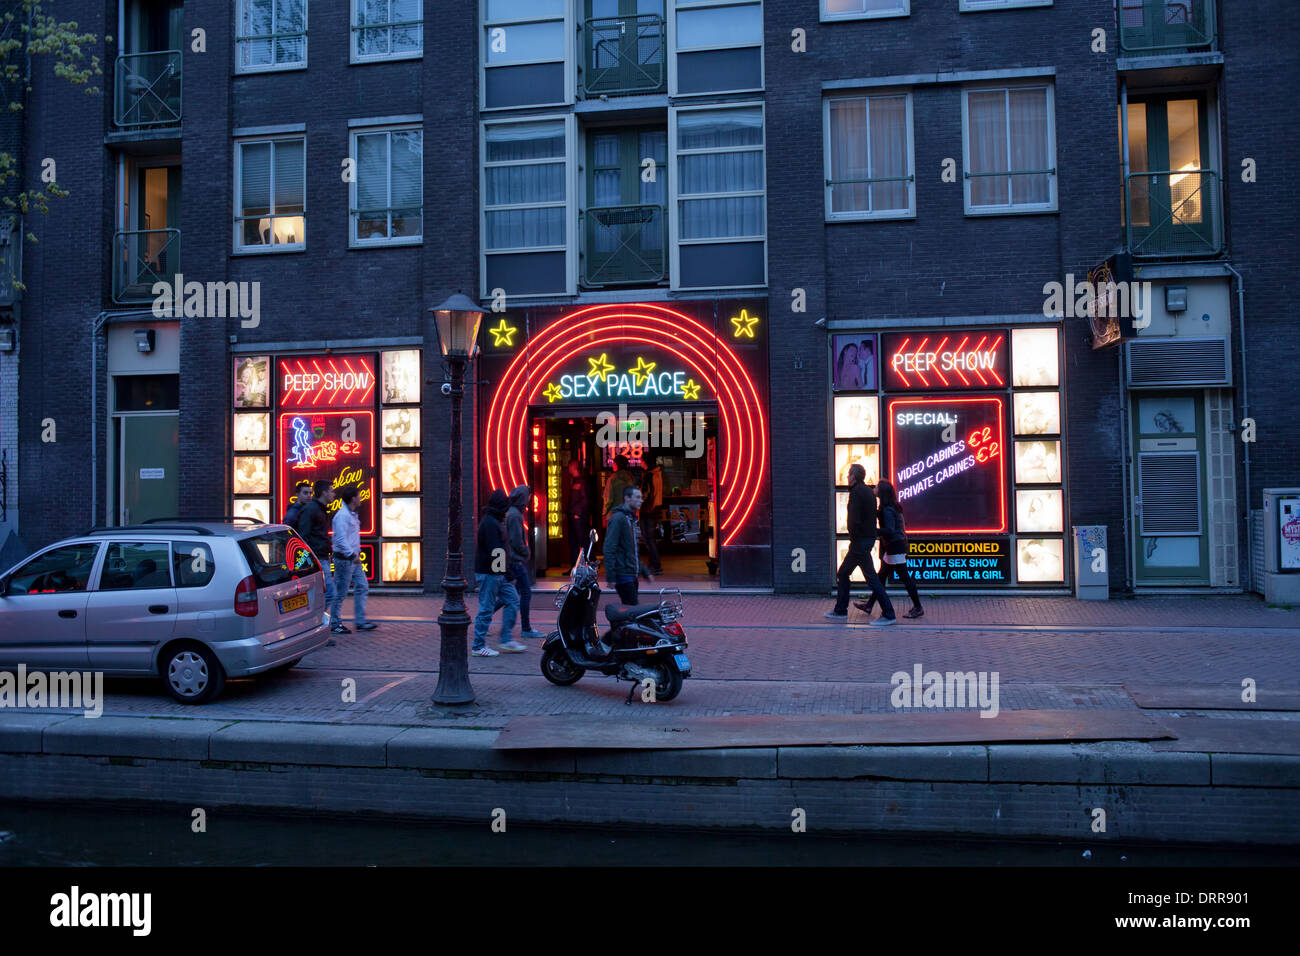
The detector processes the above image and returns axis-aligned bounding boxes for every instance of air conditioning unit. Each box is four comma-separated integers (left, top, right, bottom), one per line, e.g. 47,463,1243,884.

1126,336,1230,388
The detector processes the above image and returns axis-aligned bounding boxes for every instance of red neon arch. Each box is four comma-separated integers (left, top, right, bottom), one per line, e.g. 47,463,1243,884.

484,304,766,547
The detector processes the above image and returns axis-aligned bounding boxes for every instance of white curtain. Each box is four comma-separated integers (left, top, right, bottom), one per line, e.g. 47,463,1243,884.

677,108,764,240
1009,89,1049,204
969,87,1050,207
485,122,566,249
968,90,1009,206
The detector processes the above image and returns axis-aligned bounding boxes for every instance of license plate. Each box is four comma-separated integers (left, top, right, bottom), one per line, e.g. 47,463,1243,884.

674,653,691,672
279,593,309,613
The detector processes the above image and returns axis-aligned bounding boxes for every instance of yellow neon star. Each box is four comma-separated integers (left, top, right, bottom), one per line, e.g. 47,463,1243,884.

628,356,657,387
731,308,759,338
681,378,702,401
587,352,615,380
488,319,517,347
543,382,563,403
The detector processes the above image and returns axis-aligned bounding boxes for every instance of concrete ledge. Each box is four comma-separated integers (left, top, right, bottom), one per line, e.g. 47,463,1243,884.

575,748,777,779
778,745,987,781
988,743,1210,785
1211,754,1300,788
210,722,403,768
44,716,230,761
387,728,577,773
0,713,73,753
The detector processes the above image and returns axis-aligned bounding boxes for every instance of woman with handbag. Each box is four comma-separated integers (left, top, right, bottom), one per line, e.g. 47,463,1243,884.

855,479,924,619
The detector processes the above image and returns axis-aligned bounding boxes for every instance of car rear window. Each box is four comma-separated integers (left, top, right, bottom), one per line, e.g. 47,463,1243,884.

238,530,321,588
172,541,216,588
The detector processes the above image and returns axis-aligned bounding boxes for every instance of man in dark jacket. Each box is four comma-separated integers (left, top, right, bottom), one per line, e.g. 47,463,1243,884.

283,480,312,527
500,485,544,639
566,460,591,569
473,489,525,657
296,479,336,615
826,464,896,625
605,485,654,606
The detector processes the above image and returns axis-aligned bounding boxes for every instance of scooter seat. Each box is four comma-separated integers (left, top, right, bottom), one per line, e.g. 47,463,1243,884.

603,602,660,623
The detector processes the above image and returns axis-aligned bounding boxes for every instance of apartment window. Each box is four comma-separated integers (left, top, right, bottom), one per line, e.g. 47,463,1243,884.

821,0,908,20
959,0,1052,10
825,93,914,220
235,137,306,252
963,85,1056,214
483,0,569,109
482,117,572,296
672,103,765,289
237,0,307,72
673,0,763,95
352,0,422,62
351,126,423,245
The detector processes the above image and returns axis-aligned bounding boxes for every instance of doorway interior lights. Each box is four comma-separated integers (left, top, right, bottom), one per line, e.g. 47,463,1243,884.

483,304,767,547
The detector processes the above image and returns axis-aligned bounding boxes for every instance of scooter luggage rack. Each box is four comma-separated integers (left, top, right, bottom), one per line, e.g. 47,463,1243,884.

657,586,684,622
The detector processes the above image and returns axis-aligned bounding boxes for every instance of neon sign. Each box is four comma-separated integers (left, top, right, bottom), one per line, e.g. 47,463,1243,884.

546,437,562,538
886,397,1008,534
483,304,767,548
277,411,376,535
882,332,1007,390
547,369,691,402
286,416,363,469
278,355,376,408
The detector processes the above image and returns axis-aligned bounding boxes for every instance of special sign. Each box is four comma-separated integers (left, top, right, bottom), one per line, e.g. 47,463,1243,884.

882,331,1007,390
886,396,1008,534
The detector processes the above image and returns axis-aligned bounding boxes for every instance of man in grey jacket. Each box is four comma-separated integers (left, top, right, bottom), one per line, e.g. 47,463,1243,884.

501,485,545,638
605,485,655,606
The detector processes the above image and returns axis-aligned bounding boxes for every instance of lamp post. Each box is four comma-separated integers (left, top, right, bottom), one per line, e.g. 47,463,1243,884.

430,292,485,706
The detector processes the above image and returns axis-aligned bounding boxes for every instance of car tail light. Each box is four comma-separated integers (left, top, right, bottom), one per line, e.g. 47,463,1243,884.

234,575,259,617
663,621,684,637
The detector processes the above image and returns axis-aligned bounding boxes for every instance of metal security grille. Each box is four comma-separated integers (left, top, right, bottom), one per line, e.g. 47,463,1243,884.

1127,337,1230,387
1138,451,1202,534
1250,509,1265,594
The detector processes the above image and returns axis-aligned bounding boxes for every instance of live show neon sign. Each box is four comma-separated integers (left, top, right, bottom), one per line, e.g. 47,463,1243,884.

882,332,1007,390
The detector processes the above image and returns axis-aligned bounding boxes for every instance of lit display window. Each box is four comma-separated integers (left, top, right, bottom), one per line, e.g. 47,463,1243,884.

834,395,879,439
382,408,421,448
382,541,421,583
233,412,271,451
382,497,421,538
1016,489,1063,534
1011,328,1059,387
834,443,880,486
835,538,881,582
234,356,271,408
382,350,421,404
233,498,271,524
1017,537,1065,582
382,453,421,493
1013,392,1061,436
233,456,271,495
1014,440,1062,484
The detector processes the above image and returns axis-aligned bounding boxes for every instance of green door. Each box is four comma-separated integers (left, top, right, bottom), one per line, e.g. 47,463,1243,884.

585,0,665,95
583,127,667,285
120,415,179,525
1125,95,1216,256
1132,392,1209,583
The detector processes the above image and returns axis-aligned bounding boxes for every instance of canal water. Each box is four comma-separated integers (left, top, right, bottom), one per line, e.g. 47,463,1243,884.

1,801,1294,866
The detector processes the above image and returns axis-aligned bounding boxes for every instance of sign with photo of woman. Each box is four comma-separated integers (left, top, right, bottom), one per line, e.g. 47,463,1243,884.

831,334,877,391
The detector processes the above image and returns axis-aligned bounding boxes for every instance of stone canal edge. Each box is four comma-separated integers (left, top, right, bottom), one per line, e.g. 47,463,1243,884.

1,713,1297,845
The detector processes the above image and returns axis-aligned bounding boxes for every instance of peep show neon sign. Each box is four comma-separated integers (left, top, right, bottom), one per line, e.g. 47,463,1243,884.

882,332,1007,390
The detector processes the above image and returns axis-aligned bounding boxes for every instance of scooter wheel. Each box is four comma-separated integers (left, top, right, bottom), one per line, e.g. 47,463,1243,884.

541,643,585,686
648,660,683,702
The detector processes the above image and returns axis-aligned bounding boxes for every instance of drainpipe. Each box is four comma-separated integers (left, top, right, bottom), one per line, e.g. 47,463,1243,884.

90,308,159,528
1118,77,1134,590
1224,262,1250,576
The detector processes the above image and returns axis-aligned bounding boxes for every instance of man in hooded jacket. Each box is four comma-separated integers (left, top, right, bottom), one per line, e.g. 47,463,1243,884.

605,484,655,606
473,489,526,656
500,485,545,639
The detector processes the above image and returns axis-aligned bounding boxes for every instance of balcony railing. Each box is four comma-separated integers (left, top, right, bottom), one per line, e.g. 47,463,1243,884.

1118,0,1216,54
584,14,666,96
582,204,666,286
1125,170,1222,258
114,50,182,127
114,228,180,302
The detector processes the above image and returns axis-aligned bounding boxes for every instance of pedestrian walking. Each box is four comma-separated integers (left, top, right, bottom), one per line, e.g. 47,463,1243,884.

329,487,376,633
283,480,311,527
566,459,592,569
296,479,336,619
855,478,923,619
604,454,636,522
605,484,654,605
825,463,896,625
473,488,525,657
502,485,546,638
639,454,663,575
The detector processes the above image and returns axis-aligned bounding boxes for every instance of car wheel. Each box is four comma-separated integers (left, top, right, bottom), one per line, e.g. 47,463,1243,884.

161,643,226,705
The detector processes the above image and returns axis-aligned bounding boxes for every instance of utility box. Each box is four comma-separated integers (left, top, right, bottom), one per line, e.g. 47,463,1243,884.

1262,488,1300,604
1072,525,1109,600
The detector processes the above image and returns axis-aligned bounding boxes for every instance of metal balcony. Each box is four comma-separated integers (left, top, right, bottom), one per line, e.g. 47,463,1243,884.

114,228,180,302
1125,170,1222,258
583,14,666,96
581,204,666,286
1118,0,1216,54
114,50,182,127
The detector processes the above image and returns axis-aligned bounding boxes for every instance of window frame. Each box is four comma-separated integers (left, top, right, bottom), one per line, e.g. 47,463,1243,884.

668,0,765,98
820,0,909,21
823,91,916,222
480,0,574,111
233,134,308,255
669,100,768,291
959,0,1053,11
350,0,424,64
480,112,577,298
4,542,103,596
235,0,309,75
97,541,176,592
961,82,1058,216
348,123,425,248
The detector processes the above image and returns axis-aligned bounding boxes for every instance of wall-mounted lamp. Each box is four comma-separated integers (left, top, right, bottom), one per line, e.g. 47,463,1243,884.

134,329,156,353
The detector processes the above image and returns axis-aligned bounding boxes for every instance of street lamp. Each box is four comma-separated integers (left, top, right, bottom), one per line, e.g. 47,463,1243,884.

430,291,485,706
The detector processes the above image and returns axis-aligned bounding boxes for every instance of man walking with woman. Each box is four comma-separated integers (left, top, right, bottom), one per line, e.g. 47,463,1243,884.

855,478,923,619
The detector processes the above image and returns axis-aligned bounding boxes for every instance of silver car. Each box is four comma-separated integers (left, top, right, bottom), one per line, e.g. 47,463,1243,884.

0,521,330,704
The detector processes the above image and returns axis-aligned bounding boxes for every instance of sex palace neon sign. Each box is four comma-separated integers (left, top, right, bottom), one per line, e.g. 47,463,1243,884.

882,332,1007,390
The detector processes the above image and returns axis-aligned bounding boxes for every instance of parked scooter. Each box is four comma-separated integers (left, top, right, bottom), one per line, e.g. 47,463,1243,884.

540,531,691,702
